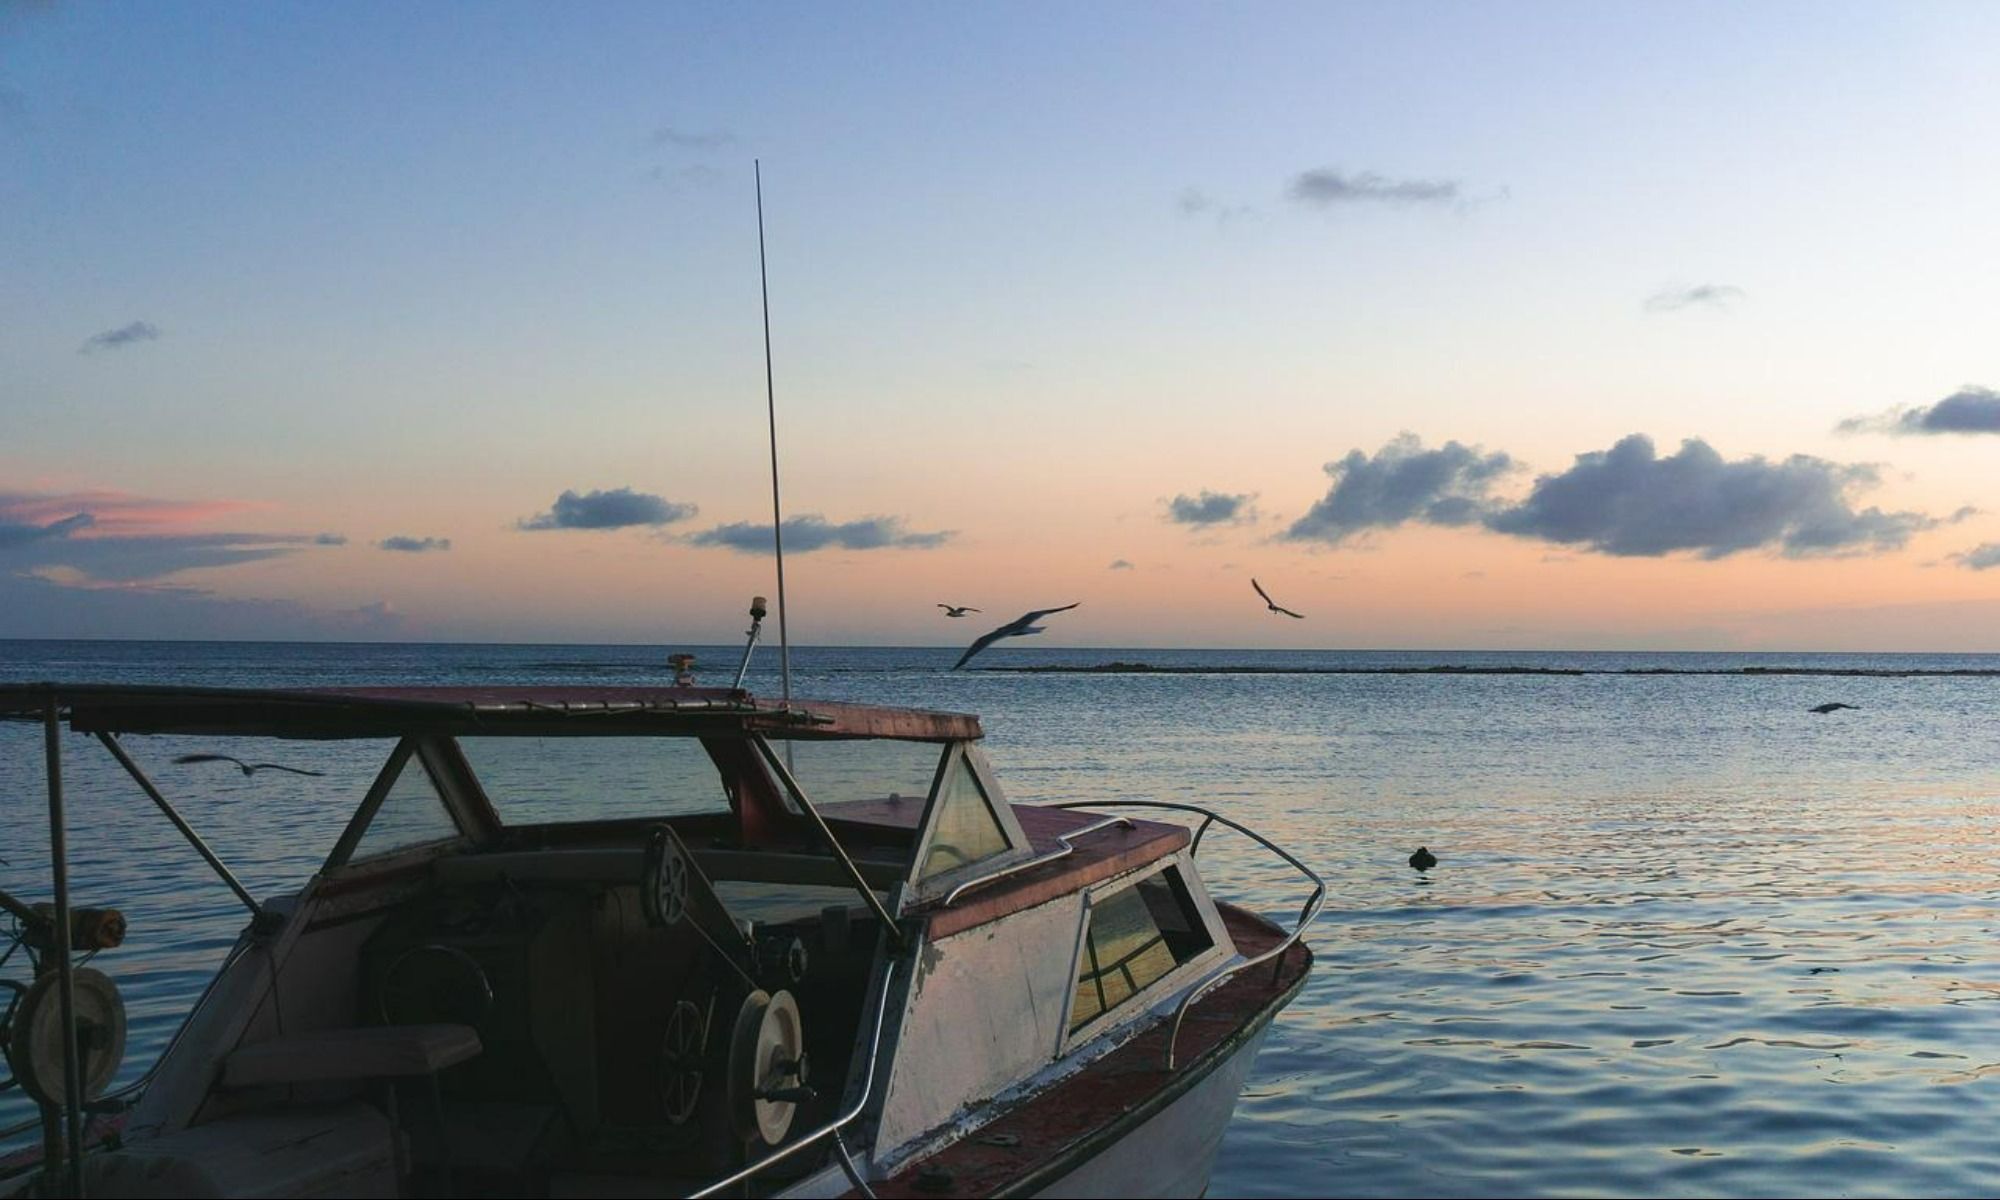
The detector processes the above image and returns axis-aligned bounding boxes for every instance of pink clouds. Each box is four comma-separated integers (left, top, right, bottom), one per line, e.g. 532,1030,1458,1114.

0,489,261,536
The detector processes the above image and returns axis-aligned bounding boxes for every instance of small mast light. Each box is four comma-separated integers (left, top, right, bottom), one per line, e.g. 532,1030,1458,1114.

733,595,769,690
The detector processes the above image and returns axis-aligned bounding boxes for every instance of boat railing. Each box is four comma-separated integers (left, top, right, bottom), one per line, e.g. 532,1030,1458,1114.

684,958,901,1200
938,816,1136,907
1045,800,1324,1071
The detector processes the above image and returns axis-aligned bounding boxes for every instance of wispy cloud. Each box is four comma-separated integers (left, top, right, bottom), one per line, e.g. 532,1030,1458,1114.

0,490,253,534
1177,188,1254,225
1167,490,1256,526
314,533,348,546
1284,434,1515,545
1486,434,1933,558
1837,385,2000,436
0,512,93,548
651,125,733,151
0,490,324,582
377,535,451,553
1955,543,2000,571
1108,559,1135,570
1288,168,1461,208
0,573,406,640
79,320,162,355
518,487,697,531
1644,284,1744,313
688,515,951,554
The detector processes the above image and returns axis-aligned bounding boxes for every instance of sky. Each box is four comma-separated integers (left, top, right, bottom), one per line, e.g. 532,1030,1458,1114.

6,1,2000,650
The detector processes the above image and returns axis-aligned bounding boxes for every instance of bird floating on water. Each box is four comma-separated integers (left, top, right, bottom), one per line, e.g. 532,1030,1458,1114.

1251,578,1305,619
173,753,325,777
953,603,1081,670
1808,702,1860,715
937,604,982,618
1408,846,1437,870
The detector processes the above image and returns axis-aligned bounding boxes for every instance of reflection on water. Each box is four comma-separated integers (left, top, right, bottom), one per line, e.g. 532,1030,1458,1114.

4,642,2000,1195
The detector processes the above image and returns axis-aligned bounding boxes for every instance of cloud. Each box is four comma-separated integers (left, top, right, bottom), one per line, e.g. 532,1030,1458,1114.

1167,490,1256,526
79,321,162,355
0,489,253,533
0,512,94,547
1644,284,1744,313
0,491,326,581
1954,543,2000,571
1284,434,1515,545
1288,168,1460,207
1837,386,2000,436
314,533,348,546
1177,188,1254,224
651,125,733,151
1108,559,1135,570
518,488,697,531
0,573,406,640
1485,434,1933,558
378,536,451,553
688,515,951,554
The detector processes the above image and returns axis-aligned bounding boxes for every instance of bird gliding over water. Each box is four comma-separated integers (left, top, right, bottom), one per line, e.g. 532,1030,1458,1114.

953,603,1081,669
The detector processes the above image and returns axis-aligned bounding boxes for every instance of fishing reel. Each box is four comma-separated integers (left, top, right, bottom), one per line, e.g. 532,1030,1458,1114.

1,891,130,1110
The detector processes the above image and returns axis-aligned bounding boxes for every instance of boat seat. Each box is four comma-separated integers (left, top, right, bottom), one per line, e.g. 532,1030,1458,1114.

222,1024,483,1088
84,1102,398,1198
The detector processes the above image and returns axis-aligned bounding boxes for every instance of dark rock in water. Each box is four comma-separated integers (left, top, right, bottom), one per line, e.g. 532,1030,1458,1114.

1409,846,1437,870
1808,702,1860,714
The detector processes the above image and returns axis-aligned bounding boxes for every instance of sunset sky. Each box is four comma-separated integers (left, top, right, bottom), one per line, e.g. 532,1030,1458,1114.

6,2,2000,649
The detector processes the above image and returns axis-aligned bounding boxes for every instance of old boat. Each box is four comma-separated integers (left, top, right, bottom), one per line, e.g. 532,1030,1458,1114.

0,681,1318,1197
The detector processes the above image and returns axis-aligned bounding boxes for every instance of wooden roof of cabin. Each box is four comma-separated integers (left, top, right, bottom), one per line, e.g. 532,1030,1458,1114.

0,683,981,741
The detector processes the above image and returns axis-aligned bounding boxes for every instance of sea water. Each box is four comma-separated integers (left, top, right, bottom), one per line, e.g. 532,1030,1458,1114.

3,640,1998,1196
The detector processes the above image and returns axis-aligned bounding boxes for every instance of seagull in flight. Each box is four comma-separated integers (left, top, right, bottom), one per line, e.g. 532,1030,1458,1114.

937,604,982,618
1251,578,1305,619
173,753,326,777
953,603,1081,670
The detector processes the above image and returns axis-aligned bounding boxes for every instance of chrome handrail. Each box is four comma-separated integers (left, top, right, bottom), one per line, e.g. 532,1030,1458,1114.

939,816,1135,906
1047,800,1323,1070
685,958,901,1199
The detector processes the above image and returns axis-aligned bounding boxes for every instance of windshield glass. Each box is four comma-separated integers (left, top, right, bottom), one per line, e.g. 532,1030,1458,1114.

457,736,731,823
780,739,945,809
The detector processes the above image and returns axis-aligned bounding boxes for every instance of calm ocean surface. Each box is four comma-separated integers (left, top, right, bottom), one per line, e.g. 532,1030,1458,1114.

4,639,1999,1196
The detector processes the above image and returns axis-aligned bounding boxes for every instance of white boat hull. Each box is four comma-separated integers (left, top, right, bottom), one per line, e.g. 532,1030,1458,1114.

1028,1024,1271,1199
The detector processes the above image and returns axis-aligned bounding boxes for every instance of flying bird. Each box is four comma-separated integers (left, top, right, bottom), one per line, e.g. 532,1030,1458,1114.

953,603,1081,670
173,753,326,777
1808,703,1860,715
1251,578,1304,619
937,604,982,618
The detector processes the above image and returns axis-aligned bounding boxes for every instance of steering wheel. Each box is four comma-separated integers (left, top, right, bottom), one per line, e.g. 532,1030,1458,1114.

642,827,693,928
377,944,496,1027
659,997,708,1125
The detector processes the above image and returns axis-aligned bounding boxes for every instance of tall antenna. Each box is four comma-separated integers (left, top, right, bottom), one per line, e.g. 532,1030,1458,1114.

755,160,794,715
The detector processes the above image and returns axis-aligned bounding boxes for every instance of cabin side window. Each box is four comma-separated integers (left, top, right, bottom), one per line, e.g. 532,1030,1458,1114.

351,749,460,860
1068,865,1214,1033
916,752,1011,881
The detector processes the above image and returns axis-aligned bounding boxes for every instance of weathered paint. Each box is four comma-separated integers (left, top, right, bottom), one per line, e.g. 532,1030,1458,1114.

873,896,1085,1157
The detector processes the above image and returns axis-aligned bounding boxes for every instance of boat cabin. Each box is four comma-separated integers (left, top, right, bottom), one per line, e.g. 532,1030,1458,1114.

0,684,1316,1199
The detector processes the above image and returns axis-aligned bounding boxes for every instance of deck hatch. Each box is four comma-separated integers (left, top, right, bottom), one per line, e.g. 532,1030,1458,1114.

1067,865,1214,1033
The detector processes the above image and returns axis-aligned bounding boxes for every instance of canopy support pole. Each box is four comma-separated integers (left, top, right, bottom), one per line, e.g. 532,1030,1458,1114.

43,693,87,1198
95,732,265,920
750,737,906,951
